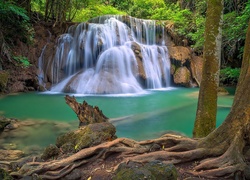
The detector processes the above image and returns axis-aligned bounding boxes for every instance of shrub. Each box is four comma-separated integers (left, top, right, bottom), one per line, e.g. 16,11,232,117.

220,67,240,85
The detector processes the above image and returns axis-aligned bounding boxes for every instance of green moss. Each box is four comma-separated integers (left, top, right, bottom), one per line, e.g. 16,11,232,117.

0,168,13,180
114,161,177,180
145,161,177,180
41,144,60,160
56,122,116,153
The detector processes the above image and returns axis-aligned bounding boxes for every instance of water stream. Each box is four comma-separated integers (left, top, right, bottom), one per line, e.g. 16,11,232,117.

0,88,234,154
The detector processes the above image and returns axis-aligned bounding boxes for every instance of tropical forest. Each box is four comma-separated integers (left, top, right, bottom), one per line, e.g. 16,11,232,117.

0,0,250,179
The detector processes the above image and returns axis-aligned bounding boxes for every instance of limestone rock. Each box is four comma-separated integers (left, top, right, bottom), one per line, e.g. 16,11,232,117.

168,46,192,65
173,67,191,87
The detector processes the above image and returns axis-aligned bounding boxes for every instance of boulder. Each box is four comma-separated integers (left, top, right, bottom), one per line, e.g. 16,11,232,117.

168,46,192,66
113,160,177,180
56,122,116,153
173,67,191,87
0,117,11,133
41,144,60,160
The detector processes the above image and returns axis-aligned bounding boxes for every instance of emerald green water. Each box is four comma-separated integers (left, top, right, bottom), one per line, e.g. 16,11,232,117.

0,88,233,153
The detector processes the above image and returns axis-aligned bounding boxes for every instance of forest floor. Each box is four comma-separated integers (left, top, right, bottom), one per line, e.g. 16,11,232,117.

59,152,231,180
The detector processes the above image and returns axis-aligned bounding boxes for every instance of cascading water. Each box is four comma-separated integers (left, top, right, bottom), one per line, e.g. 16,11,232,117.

38,15,171,94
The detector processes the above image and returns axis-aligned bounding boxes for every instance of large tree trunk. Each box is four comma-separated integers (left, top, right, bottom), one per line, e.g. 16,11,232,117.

191,19,250,177
193,0,223,138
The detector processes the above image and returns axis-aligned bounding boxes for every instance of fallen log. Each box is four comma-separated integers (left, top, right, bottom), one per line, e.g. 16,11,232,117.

65,95,108,126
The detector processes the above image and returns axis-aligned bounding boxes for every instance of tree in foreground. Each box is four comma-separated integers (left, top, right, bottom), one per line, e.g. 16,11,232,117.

193,0,224,138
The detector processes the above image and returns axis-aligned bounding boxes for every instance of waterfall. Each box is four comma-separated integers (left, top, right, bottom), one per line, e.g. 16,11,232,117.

39,15,171,94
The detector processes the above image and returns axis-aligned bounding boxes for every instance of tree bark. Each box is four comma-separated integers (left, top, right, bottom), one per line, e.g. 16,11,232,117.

65,95,108,126
193,0,224,138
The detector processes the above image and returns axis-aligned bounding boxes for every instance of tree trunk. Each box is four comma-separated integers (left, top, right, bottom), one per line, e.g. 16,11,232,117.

65,95,108,126
192,20,250,176
193,0,223,138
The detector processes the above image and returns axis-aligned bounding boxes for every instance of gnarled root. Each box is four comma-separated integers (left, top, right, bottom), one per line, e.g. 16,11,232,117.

190,133,247,178
6,132,248,179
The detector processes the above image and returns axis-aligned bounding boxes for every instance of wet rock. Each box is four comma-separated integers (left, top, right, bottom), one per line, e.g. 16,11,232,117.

56,122,116,153
41,144,60,160
0,117,11,133
218,87,229,96
113,160,177,180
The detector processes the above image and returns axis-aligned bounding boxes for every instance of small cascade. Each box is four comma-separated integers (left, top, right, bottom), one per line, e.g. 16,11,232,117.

39,15,171,94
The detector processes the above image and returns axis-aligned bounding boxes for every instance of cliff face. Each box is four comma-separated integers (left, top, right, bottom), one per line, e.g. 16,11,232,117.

0,22,67,93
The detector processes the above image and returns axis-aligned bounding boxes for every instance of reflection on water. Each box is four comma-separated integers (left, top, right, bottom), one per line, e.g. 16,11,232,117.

0,88,233,153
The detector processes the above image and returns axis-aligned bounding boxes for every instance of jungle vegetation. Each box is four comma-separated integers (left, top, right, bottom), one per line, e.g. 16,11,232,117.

0,0,249,79
1,0,250,178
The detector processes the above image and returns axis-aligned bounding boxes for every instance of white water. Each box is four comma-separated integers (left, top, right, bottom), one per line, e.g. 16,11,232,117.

39,15,171,94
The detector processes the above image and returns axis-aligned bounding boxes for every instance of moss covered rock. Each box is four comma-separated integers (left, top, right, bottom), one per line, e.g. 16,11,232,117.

113,160,177,180
41,144,60,160
56,122,116,153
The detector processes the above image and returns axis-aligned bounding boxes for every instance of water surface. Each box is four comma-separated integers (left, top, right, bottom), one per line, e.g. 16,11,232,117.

0,88,233,152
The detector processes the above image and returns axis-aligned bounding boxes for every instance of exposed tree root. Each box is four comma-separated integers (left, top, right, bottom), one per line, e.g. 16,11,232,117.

190,133,247,178
3,133,248,179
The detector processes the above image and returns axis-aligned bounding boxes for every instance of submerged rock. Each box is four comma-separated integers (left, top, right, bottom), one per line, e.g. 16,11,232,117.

113,160,177,180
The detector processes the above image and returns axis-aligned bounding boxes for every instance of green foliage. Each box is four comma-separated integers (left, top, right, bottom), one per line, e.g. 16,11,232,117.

31,0,46,15
151,3,205,51
0,1,33,44
220,67,240,85
129,0,166,19
13,56,31,68
101,0,134,12
223,1,250,60
73,4,126,22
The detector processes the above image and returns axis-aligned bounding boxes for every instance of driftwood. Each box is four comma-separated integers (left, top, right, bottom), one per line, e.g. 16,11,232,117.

65,95,108,126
